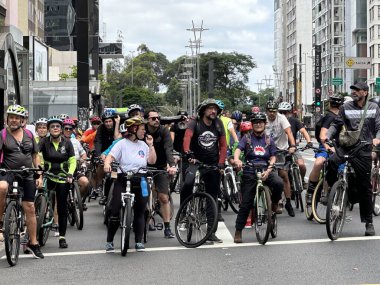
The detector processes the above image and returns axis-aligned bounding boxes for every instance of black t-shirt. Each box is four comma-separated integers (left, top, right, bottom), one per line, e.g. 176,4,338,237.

170,123,186,153
0,129,38,170
188,118,225,164
316,111,338,143
288,117,303,141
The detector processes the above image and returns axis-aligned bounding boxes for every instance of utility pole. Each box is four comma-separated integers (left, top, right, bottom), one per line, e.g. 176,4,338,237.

129,50,135,86
255,80,263,107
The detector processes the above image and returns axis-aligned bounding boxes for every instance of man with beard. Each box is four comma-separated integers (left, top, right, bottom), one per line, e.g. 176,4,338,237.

325,82,380,236
182,99,227,243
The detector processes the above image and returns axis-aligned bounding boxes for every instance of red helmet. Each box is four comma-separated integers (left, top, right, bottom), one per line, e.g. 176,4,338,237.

240,121,252,132
90,116,101,123
62,118,75,126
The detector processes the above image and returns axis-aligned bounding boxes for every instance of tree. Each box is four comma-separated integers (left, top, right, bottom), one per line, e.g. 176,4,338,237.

119,86,163,109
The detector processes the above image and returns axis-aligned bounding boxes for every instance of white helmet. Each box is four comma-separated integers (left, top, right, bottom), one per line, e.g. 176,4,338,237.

278,102,292,112
344,96,353,103
119,123,128,134
36,117,48,125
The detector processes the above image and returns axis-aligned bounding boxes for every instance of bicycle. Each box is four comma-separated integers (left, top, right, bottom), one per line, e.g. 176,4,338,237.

371,148,380,216
221,158,241,214
244,162,275,244
169,151,183,194
326,141,371,240
2,167,40,266
174,161,218,248
67,176,84,230
84,154,103,202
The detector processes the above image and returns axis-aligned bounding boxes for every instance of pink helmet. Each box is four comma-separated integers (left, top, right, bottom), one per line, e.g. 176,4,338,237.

62,118,75,126
252,106,261,114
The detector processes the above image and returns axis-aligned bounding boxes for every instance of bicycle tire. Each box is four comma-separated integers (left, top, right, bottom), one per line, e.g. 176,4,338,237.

4,201,21,266
67,193,75,227
226,173,240,214
121,198,133,256
312,179,328,224
39,192,54,246
372,173,380,216
35,194,47,239
292,167,304,212
72,182,84,230
220,181,229,211
174,192,217,248
255,185,272,245
326,181,348,241
270,214,278,238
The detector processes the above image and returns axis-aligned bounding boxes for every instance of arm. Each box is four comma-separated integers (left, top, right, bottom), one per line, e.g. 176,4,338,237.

103,153,115,173
147,145,157,165
300,127,312,143
113,115,121,139
163,128,175,167
228,126,239,144
218,135,227,165
170,131,175,142
183,128,194,153
284,127,296,147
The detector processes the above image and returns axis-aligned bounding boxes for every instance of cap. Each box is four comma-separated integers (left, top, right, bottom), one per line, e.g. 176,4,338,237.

350,82,369,91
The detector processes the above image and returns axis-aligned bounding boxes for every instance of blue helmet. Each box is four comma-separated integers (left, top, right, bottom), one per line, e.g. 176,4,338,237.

102,109,117,121
231,110,243,122
215,99,225,110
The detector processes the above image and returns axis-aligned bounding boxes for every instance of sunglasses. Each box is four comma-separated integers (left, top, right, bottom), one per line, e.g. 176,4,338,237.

252,121,265,125
91,122,100,125
64,127,73,131
149,117,160,121
50,124,61,129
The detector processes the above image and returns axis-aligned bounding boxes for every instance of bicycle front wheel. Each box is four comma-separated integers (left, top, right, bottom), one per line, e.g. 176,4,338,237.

255,186,272,245
292,167,304,212
174,192,217,248
121,198,133,256
326,181,348,241
4,201,21,266
312,179,328,224
372,173,380,216
72,182,84,230
35,194,47,239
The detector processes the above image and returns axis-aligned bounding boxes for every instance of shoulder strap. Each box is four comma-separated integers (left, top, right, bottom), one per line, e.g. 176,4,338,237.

358,100,369,131
23,129,34,140
0,129,6,164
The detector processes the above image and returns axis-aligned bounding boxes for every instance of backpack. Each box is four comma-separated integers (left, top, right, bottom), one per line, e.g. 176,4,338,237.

194,117,223,137
0,128,34,164
314,111,336,142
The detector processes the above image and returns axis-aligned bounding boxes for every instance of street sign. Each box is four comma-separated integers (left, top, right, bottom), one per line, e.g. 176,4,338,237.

332,78,343,86
344,57,371,69
376,77,380,85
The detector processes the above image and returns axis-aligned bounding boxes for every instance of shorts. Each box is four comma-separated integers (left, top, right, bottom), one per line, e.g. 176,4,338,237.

153,172,169,195
74,169,86,180
0,173,36,202
315,144,329,159
275,152,287,170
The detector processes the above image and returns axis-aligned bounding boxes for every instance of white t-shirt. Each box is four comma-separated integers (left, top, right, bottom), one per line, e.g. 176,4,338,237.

25,124,36,136
109,138,149,173
266,113,291,150
70,137,85,160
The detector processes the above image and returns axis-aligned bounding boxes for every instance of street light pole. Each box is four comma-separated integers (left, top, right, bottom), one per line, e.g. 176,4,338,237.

129,51,135,86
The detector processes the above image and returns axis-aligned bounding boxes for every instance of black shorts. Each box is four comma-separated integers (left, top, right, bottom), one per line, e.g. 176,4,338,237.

153,172,169,195
0,173,36,202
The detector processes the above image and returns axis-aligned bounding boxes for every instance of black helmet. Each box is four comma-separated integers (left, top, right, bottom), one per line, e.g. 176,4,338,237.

231,110,243,122
369,96,380,107
266,101,278,110
329,94,344,105
101,109,117,121
177,110,188,116
250,112,267,123
196,99,222,116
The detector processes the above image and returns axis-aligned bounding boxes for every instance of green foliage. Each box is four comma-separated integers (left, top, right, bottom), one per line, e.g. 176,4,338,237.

58,65,77,80
119,86,163,109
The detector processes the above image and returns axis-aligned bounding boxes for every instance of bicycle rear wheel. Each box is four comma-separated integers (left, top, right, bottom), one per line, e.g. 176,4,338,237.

326,181,348,241
174,192,217,248
121,198,133,256
4,201,21,266
255,186,272,245
72,182,84,230
372,173,380,216
39,193,53,246
220,181,229,211
270,213,277,238
312,179,328,224
224,173,239,214
292,167,304,212
35,194,47,239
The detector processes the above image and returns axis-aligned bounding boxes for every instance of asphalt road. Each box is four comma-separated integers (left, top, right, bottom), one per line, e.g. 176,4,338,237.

1,144,380,284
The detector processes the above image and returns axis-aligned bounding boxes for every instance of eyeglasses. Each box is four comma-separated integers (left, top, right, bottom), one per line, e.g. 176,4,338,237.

252,121,265,125
64,127,73,131
149,117,160,121
50,124,61,129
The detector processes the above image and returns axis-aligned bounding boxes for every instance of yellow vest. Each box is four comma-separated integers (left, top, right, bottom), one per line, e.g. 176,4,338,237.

220,116,232,146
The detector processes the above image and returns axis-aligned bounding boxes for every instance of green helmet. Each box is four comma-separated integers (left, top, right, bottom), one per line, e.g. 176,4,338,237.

7,104,27,117
196,99,222,116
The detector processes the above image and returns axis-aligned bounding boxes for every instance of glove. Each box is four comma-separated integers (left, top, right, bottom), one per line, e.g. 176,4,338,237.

218,163,225,170
306,142,313,148
185,151,194,161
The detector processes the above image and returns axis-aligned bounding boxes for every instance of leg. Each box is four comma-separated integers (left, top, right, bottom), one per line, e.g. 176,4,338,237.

106,178,123,243
78,176,90,198
54,182,69,245
278,169,294,217
132,181,149,245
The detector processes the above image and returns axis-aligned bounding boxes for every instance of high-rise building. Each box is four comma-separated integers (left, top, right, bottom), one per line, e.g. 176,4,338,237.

18,0,44,39
368,0,379,93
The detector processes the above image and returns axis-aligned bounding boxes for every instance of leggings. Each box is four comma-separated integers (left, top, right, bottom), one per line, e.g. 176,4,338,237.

47,179,69,237
107,175,149,243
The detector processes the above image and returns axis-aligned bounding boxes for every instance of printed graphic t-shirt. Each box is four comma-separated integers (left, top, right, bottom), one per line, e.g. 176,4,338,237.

266,113,291,150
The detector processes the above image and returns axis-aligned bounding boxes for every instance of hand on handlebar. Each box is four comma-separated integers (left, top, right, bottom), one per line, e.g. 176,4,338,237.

167,166,177,176
104,163,112,173
373,138,380,146
306,142,313,148
234,159,243,170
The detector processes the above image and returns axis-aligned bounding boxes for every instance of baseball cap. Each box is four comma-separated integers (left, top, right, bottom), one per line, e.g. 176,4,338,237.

350,82,369,91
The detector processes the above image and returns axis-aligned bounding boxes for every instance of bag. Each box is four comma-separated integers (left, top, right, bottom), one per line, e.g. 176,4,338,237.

339,101,368,148
0,128,34,164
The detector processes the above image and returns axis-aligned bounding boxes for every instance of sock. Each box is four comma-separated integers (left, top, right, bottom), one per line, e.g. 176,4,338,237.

307,181,318,194
164,222,170,230
59,236,65,240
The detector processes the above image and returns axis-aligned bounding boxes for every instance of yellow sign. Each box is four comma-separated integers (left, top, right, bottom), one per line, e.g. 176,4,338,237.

346,58,355,68
344,57,371,69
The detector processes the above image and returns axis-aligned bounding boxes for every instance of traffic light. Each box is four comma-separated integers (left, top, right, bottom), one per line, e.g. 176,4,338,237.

315,94,321,107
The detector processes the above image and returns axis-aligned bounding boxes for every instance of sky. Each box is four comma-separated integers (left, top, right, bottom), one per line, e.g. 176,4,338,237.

100,0,274,92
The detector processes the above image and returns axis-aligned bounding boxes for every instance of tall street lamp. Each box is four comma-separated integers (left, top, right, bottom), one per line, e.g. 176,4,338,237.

129,51,135,86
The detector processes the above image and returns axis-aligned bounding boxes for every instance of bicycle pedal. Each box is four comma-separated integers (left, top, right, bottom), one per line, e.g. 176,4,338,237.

156,223,163,230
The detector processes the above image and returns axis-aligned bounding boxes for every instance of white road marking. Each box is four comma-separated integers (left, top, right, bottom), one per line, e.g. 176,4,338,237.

3,235,380,259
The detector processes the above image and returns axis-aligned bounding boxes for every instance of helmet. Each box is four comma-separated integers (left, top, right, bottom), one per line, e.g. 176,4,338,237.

62,118,75,126
240,121,252,132
250,112,267,123
196,99,222,116
128,104,143,116
231,110,243,122
90,116,101,123
266,101,278,110
7,105,27,117
101,109,117,120
36,117,48,125
278,102,292,112
252,106,261,114
119,123,128,134
344,96,353,103
47,116,63,127
177,110,188,117
59,114,70,120
124,116,146,128
215,99,225,110
369,96,380,107
329,94,344,105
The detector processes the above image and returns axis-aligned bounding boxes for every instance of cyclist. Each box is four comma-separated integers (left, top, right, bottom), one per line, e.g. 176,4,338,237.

325,82,380,236
81,115,101,151
217,100,239,148
39,116,76,248
278,101,312,188
103,116,156,252
305,95,343,204
145,108,177,238
0,105,44,258
62,118,90,209
128,104,145,118
265,100,297,217
230,110,243,144
233,112,283,243
95,109,117,205
35,117,48,143
182,98,227,243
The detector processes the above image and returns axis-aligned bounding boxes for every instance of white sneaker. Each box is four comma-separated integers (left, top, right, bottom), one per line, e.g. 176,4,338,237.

54,231,59,237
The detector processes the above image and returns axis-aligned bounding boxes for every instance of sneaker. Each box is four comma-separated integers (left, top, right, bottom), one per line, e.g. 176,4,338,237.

26,243,44,259
178,223,187,232
244,215,252,228
272,203,283,215
148,223,156,231
82,203,88,211
105,242,115,253
98,196,107,206
135,242,145,252
54,231,60,237
52,223,59,230
207,233,223,243
305,192,313,205
59,238,68,248
365,223,375,236
217,212,224,222
285,202,295,217
164,228,175,238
